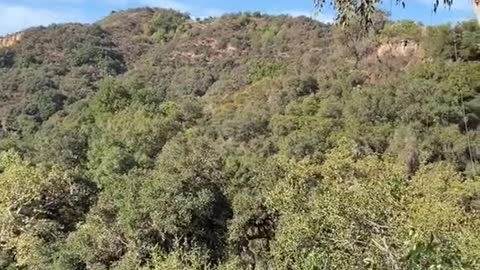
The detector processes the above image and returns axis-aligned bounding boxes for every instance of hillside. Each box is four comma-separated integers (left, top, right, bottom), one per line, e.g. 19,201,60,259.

0,8,479,269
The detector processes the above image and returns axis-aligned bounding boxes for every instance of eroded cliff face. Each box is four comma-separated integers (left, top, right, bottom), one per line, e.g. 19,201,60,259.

377,39,422,58
0,33,23,48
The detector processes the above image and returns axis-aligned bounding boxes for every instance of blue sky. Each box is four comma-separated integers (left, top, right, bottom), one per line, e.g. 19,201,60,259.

0,0,476,36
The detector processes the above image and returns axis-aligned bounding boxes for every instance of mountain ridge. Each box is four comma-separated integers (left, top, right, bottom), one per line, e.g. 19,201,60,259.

0,7,479,270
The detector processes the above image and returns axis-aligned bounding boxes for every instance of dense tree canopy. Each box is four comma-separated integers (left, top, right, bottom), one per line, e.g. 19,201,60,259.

0,7,479,269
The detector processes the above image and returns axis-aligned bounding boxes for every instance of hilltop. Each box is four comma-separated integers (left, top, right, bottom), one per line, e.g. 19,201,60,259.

0,8,479,270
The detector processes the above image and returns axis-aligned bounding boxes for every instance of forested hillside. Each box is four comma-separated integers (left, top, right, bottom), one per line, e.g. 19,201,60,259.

0,8,479,269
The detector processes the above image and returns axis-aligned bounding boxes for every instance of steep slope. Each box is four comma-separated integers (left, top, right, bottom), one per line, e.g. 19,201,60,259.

0,8,479,270
0,23,125,134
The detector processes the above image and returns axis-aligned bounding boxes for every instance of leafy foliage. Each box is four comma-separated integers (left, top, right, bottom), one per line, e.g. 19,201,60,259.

0,8,479,269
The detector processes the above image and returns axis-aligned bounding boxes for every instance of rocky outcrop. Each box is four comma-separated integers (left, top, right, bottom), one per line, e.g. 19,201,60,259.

0,33,23,48
377,39,421,58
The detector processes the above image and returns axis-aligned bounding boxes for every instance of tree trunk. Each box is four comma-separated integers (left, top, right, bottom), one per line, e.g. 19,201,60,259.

475,0,480,25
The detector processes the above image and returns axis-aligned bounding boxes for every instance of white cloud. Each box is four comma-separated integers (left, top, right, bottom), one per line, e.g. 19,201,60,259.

0,4,87,36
